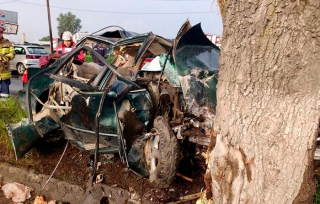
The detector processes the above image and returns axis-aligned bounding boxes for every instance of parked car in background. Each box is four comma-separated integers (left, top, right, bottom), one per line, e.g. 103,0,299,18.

10,45,49,75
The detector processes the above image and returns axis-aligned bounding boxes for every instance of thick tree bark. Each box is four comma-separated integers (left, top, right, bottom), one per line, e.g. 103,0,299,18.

208,1,320,203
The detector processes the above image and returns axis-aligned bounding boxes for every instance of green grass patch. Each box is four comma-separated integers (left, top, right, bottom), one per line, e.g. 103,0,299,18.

86,54,116,64
85,55,93,62
0,96,27,149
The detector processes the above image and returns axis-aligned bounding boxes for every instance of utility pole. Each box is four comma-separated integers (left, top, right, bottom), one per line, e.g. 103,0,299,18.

46,0,53,53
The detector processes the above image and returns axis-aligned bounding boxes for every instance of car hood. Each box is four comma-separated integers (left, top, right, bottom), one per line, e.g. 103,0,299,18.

172,19,220,111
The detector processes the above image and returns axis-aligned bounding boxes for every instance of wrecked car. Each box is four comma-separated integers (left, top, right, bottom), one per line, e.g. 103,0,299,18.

7,20,220,188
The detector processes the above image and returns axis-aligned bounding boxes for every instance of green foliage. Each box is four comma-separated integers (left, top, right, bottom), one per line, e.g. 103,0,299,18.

107,56,115,63
85,54,115,63
56,12,82,36
39,36,51,41
0,97,27,148
85,55,93,62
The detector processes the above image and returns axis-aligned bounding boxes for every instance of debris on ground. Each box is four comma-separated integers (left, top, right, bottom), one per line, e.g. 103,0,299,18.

33,196,70,204
34,196,47,204
167,192,202,204
1,182,33,203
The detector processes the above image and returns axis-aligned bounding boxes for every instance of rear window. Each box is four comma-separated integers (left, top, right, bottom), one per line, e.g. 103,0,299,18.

27,47,49,55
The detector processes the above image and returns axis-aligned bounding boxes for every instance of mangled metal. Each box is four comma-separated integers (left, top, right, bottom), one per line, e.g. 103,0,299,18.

6,116,60,160
7,20,220,187
173,23,219,112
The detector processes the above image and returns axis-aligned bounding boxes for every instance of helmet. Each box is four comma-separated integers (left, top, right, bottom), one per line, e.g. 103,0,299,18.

62,31,73,41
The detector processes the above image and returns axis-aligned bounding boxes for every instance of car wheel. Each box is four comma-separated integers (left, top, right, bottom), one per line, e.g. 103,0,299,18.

16,63,26,75
145,116,179,188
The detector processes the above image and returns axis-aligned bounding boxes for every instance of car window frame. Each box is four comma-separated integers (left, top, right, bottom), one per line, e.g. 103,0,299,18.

53,45,141,91
14,46,25,55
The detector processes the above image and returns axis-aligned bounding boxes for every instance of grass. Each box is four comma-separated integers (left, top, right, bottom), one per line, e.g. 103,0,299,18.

0,96,44,165
0,96,28,150
85,54,115,63
85,55,93,62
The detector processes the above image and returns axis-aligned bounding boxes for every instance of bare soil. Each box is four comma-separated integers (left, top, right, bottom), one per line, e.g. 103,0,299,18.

0,137,207,203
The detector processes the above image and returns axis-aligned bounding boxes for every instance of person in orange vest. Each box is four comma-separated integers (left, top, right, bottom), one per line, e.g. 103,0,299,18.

0,25,15,99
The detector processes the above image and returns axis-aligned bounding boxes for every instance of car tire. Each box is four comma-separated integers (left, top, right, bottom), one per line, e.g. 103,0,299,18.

16,63,26,75
146,116,179,188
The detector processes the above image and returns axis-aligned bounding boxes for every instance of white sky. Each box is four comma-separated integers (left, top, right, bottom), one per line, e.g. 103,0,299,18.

0,0,223,43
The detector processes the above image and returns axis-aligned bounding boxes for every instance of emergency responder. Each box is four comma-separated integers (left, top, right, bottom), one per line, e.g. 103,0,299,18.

49,31,84,62
0,25,15,99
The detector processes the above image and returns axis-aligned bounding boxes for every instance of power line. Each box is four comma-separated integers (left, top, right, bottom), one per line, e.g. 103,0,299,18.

16,0,219,15
0,0,16,4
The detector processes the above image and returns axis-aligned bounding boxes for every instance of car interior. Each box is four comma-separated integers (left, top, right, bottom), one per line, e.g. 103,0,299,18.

49,34,173,97
14,47,26,55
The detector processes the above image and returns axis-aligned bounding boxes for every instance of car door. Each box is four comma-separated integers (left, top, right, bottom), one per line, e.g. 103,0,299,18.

59,87,120,152
10,46,25,70
54,45,153,153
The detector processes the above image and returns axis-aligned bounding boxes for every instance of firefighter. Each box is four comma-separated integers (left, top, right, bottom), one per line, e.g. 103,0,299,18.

0,25,15,99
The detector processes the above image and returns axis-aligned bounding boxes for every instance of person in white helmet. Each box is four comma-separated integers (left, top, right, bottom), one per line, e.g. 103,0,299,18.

49,31,84,62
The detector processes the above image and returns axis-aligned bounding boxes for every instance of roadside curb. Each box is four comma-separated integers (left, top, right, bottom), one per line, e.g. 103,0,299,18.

0,163,132,204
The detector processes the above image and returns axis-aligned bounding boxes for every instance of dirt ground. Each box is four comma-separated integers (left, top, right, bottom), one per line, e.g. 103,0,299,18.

0,136,208,203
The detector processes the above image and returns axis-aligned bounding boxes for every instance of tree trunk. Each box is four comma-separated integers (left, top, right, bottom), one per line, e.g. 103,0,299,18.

208,1,320,203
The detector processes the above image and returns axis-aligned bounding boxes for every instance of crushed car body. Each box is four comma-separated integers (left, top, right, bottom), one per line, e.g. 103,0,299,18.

6,20,220,187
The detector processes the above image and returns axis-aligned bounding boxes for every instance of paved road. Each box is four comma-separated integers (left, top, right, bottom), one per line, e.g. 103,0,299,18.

10,72,23,95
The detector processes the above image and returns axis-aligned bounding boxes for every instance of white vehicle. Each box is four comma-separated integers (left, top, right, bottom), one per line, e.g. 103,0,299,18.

10,45,49,75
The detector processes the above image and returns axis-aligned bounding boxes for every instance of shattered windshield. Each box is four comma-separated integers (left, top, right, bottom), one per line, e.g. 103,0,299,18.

174,45,219,111
175,45,219,76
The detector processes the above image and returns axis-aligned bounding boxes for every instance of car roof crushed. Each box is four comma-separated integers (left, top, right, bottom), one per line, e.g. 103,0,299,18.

7,19,220,189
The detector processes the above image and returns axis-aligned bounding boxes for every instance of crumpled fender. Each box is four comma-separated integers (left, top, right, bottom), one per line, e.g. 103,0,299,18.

6,116,60,160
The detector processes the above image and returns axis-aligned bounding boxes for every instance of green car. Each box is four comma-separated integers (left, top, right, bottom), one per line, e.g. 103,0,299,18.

7,20,220,188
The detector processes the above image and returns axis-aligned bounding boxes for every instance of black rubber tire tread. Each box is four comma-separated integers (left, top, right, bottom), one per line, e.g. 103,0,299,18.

149,116,179,188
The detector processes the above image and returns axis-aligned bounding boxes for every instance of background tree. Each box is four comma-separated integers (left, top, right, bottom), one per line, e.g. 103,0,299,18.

56,12,82,36
204,1,320,203
39,36,50,41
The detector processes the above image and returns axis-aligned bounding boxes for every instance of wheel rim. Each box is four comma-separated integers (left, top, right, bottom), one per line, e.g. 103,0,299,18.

145,134,160,174
17,64,25,75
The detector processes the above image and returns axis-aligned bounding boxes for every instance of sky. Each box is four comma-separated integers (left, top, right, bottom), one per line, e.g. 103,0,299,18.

0,0,223,43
